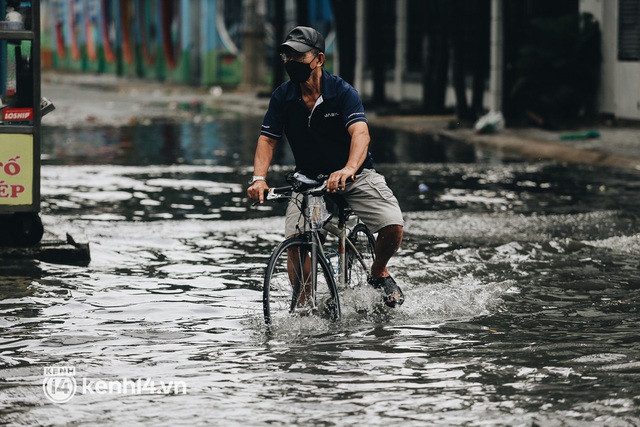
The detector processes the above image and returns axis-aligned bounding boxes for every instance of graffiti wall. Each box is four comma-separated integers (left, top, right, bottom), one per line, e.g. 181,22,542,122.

40,0,334,87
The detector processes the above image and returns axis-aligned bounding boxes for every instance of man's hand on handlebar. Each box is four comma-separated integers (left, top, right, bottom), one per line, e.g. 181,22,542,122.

327,167,357,193
248,180,269,203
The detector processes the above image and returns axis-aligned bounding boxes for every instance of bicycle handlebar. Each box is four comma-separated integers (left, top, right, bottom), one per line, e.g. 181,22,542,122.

262,185,292,201
255,174,355,206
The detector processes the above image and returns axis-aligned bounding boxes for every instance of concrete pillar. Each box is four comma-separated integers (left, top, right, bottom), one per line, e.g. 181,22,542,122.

489,0,503,112
241,0,266,90
394,0,407,102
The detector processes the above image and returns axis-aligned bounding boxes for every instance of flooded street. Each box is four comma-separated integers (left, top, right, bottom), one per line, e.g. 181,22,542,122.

2,116,640,426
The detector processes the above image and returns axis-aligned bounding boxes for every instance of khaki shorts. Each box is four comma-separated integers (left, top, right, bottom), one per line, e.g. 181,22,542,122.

285,169,404,237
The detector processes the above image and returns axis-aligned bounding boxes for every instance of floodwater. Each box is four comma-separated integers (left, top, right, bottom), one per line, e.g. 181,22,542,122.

1,117,640,426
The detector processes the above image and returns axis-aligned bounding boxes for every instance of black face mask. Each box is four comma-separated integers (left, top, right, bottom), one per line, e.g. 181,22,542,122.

285,59,315,83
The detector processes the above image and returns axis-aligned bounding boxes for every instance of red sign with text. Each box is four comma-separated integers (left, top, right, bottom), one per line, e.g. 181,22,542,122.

2,108,34,123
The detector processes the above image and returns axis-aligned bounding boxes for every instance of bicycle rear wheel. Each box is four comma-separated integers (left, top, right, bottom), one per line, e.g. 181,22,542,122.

345,223,376,287
263,236,341,325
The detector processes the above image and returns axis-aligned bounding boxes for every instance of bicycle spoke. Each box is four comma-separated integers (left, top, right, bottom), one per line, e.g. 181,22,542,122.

346,223,376,287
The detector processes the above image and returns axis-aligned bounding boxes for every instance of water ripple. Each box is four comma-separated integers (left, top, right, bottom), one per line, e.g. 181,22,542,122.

2,162,640,425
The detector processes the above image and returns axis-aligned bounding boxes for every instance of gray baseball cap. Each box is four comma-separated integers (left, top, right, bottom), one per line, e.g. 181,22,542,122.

280,26,325,53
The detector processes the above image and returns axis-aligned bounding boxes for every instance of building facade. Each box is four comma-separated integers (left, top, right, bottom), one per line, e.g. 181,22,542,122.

39,0,640,121
581,0,640,120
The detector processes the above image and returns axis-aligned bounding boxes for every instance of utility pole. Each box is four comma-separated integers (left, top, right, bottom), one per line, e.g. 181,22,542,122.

242,0,266,90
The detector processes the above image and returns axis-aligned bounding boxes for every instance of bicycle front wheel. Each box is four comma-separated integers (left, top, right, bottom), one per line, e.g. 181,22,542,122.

263,236,341,325
345,223,376,287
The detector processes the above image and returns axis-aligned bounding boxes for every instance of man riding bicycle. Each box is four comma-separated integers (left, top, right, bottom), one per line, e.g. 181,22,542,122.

247,26,405,307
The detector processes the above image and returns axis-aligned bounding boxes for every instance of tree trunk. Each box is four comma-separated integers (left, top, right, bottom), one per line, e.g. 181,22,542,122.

329,0,356,85
296,0,309,26
422,0,448,114
471,0,490,117
450,1,471,120
370,0,386,105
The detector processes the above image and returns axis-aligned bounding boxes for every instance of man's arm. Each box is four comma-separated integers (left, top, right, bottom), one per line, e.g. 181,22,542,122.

247,135,277,203
327,121,370,192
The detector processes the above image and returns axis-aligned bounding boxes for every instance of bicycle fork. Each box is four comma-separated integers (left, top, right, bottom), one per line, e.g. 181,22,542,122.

310,233,320,310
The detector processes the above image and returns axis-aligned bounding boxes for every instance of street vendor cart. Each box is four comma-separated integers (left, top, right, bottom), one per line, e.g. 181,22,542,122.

0,0,52,246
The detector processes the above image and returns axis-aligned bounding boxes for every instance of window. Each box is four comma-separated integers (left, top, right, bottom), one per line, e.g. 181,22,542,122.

619,0,640,61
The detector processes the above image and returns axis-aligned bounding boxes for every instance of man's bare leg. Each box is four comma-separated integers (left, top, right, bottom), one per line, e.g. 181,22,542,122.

369,225,404,306
371,225,403,278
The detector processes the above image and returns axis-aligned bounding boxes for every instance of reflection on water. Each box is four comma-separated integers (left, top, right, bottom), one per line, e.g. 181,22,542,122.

1,120,639,425
42,119,478,167
42,116,270,166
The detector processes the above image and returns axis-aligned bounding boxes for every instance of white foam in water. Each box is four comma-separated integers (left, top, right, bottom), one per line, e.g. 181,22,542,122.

393,275,512,321
571,353,627,364
256,275,513,338
586,234,640,255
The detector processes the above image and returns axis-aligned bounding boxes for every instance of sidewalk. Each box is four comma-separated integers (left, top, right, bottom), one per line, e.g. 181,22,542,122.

369,114,640,170
41,71,640,170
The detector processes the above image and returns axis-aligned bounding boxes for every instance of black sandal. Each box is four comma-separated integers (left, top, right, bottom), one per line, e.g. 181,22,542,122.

368,276,405,307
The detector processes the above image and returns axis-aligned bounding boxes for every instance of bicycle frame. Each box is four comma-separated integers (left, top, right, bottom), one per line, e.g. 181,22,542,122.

303,192,372,289
273,187,370,279
261,176,375,323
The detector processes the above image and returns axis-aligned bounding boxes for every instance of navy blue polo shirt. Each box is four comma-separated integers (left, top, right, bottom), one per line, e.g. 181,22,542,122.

260,70,374,178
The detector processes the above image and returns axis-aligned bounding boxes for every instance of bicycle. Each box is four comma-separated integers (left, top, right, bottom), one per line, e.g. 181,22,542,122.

259,173,377,326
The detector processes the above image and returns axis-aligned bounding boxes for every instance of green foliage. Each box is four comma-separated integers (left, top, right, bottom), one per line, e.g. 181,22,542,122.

511,13,602,127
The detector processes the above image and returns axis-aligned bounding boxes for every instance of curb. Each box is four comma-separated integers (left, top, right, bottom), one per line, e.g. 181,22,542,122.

440,129,640,171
